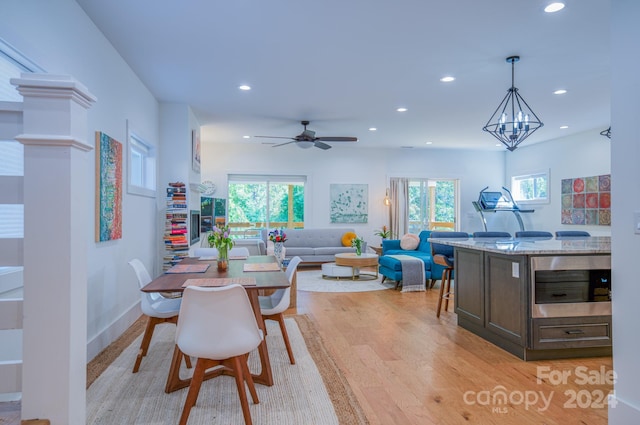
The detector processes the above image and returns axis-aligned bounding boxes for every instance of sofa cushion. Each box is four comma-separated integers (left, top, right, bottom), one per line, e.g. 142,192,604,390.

400,234,420,250
283,247,315,256
315,246,355,256
341,231,357,247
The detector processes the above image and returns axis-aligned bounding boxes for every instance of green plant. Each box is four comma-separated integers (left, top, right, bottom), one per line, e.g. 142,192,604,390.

351,235,365,254
207,223,234,252
374,225,392,239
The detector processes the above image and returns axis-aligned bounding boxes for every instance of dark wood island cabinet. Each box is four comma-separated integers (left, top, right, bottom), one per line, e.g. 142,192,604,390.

432,236,612,361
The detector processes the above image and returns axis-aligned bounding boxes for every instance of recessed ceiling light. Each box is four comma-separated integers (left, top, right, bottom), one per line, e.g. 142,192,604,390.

554,89,567,95
560,125,569,129
397,107,408,112
440,76,455,83
425,141,433,145
242,135,251,139
496,144,502,147
369,127,377,131
544,2,565,13
238,85,251,91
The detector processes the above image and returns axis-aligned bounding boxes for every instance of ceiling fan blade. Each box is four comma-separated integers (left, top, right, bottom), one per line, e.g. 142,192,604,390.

314,141,332,150
254,135,294,140
316,136,358,142
272,140,296,148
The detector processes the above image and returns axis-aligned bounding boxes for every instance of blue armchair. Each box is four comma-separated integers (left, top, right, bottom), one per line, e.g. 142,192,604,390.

378,230,449,288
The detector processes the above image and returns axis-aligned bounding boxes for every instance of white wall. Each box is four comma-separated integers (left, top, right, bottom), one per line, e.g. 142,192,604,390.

200,142,506,241
610,0,640,422
0,0,161,359
506,129,611,236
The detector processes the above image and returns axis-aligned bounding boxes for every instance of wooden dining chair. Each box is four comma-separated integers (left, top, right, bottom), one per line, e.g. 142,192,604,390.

175,284,264,425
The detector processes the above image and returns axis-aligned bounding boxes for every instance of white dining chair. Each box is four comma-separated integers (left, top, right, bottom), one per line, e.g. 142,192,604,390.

128,259,191,373
230,246,251,258
176,284,264,425
258,256,301,365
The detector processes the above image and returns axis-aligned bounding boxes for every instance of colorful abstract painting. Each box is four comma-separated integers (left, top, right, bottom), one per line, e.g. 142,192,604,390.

330,184,368,223
95,131,123,241
561,174,611,226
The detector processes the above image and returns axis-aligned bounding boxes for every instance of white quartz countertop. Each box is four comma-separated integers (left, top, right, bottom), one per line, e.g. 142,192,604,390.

428,236,611,255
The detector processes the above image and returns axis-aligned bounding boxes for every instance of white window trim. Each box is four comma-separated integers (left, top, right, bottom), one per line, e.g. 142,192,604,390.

126,120,156,198
510,169,550,205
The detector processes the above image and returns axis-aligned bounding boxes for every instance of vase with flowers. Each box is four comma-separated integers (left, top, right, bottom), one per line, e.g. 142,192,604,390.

208,223,234,271
374,225,392,240
351,235,365,256
268,228,287,265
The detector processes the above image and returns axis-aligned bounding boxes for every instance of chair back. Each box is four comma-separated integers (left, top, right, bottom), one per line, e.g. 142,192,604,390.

128,259,171,317
176,284,263,360
555,231,591,237
515,231,553,238
285,256,302,283
473,231,511,238
193,247,218,258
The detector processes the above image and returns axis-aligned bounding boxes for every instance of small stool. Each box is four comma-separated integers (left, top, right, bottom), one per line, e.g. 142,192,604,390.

322,262,358,280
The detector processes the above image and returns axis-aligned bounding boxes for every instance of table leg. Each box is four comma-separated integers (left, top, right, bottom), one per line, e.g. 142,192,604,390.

246,290,275,386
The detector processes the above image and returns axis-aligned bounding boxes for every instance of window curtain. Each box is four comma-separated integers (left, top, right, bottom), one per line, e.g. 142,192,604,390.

389,177,409,238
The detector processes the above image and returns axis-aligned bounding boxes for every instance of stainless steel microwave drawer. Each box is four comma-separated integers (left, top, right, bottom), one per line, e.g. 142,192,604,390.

535,281,589,304
532,316,612,350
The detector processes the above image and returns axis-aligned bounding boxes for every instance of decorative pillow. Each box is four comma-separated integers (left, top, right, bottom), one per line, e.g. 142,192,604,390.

341,231,357,247
400,233,420,250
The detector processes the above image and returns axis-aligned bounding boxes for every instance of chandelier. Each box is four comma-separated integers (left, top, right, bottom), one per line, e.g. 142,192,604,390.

483,56,543,151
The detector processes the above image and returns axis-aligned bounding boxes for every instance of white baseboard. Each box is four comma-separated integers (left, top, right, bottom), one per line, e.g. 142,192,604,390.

609,394,640,424
86,302,142,361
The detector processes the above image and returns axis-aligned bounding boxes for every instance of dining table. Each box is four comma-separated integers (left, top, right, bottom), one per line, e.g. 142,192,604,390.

141,255,289,393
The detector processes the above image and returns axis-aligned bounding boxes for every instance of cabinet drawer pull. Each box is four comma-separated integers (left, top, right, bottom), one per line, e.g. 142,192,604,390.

551,293,568,297
564,329,585,335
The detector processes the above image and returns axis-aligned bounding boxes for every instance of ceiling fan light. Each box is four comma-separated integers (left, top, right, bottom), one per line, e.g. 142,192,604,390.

297,141,314,149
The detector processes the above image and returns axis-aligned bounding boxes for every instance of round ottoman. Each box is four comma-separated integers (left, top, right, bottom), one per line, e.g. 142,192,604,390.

322,262,358,280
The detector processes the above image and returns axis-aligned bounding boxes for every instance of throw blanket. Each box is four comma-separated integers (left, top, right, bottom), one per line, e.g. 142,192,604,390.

388,255,426,292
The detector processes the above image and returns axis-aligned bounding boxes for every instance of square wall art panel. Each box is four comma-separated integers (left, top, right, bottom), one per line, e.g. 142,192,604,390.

561,174,610,226
330,184,368,223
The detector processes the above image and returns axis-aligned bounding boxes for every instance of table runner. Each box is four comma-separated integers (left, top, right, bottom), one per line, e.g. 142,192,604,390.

243,262,281,272
387,255,425,292
165,263,210,274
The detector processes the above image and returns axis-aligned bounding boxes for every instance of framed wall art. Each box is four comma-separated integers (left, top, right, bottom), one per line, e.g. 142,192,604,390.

95,131,123,242
561,174,611,226
330,183,368,223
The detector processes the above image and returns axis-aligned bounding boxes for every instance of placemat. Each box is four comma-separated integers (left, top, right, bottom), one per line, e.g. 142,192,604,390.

243,262,281,272
182,277,256,288
165,263,210,274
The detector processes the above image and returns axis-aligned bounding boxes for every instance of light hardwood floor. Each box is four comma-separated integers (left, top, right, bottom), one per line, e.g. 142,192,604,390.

1,270,612,425
292,270,612,425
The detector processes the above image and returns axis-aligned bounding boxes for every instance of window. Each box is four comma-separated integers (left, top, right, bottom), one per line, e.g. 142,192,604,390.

511,170,549,204
227,175,305,236
407,178,458,234
127,127,156,198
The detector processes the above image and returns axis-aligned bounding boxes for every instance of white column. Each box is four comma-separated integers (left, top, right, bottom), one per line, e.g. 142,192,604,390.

11,74,96,425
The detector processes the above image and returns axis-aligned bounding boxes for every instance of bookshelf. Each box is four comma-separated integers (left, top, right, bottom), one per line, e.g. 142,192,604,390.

163,182,189,271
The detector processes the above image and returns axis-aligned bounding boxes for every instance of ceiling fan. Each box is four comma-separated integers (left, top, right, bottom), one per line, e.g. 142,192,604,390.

255,120,358,150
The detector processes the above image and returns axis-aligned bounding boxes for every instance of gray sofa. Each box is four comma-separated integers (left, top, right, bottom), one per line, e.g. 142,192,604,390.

259,228,359,263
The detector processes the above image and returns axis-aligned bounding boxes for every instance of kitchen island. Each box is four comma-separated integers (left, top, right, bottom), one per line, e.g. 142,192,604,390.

430,236,612,360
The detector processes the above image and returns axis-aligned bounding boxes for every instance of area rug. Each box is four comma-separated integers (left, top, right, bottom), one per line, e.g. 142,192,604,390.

86,315,368,425
296,270,395,293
